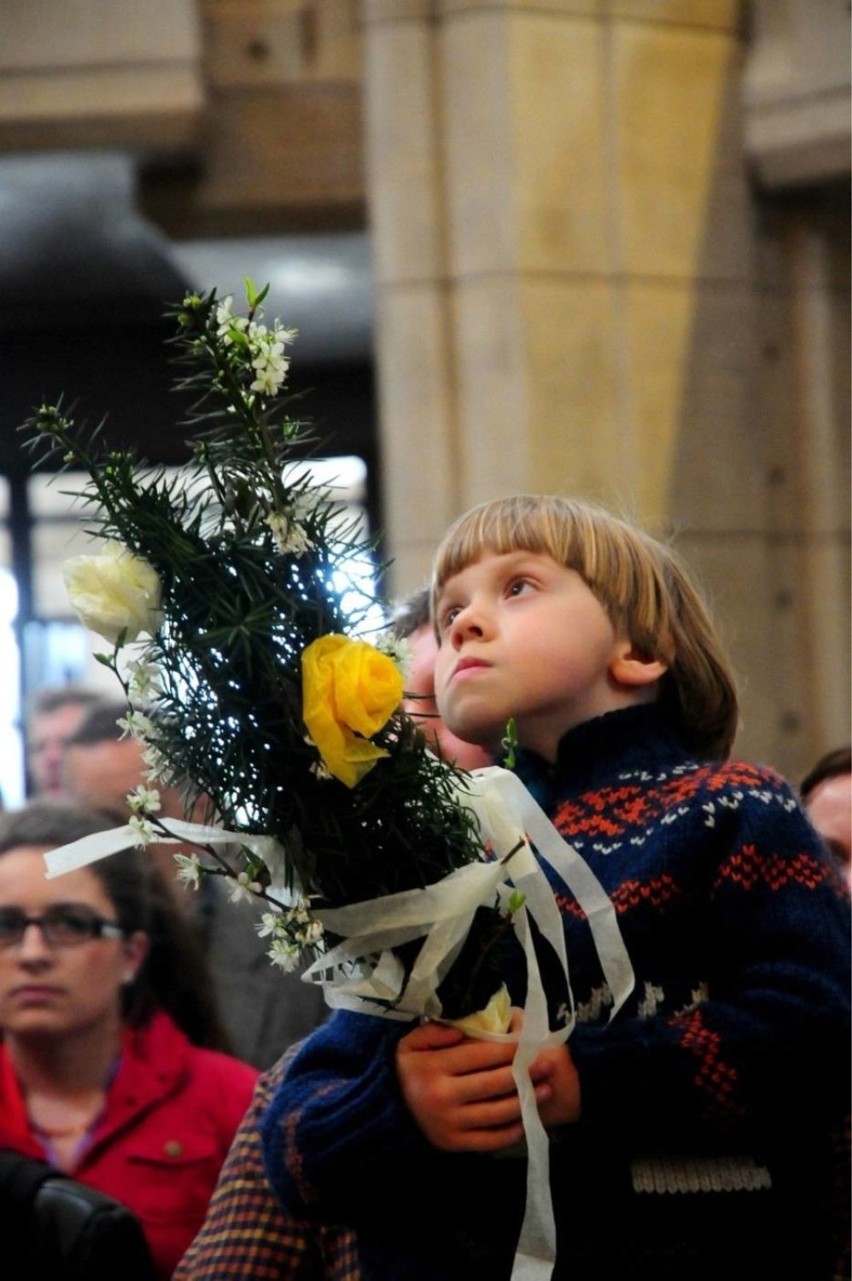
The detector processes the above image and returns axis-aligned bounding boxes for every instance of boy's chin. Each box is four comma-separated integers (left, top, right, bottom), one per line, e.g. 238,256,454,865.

445,721,502,758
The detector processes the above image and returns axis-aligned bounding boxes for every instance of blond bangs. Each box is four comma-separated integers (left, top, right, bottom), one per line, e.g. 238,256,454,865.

433,496,588,595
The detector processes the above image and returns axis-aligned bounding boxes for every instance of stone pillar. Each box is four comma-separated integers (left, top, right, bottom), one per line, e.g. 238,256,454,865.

362,0,746,572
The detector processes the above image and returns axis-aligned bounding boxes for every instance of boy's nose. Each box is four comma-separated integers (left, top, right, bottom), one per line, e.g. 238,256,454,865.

449,600,489,646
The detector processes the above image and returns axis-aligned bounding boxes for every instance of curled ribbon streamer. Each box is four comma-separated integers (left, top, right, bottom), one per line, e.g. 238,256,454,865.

43,819,289,885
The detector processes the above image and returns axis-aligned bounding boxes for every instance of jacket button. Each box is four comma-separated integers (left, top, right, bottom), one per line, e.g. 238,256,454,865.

164,1140,183,1158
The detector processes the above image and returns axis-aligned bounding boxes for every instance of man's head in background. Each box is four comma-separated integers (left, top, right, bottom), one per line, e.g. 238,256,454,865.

64,699,203,901
391,588,492,771
64,699,150,821
26,685,100,799
63,699,185,823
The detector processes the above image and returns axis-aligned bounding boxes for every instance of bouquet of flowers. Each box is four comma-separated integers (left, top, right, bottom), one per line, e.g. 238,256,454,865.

24,283,634,1275
22,281,525,1024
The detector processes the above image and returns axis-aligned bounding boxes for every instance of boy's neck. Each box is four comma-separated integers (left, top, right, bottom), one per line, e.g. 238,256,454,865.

524,687,660,764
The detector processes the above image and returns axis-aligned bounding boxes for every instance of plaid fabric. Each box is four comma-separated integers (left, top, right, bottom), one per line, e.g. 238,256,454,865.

174,1051,360,1281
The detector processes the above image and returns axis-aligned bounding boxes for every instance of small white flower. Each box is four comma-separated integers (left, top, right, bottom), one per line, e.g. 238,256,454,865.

255,902,323,958
128,814,156,847
256,911,281,939
273,321,298,347
216,297,248,345
376,634,411,676
252,338,285,367
300,917,324,946
127,784,161,814
266,937,300,972
250,362,287,397
309,759,333,781
118,709,156,743
228,871,262,904
215,296,234,329
174,852,203,890
265,511,314,557
124,657,160,703
282,523,313,557
142,742,168,781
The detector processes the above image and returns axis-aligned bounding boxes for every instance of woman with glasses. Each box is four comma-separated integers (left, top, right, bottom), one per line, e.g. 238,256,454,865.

0,802,259,1279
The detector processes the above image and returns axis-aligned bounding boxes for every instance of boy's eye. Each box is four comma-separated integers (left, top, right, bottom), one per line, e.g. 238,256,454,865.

506,577,534,598
439,605,461,631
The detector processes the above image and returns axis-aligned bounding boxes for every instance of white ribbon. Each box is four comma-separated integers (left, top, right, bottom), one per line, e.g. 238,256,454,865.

43,819,289,883
42,765,633,1280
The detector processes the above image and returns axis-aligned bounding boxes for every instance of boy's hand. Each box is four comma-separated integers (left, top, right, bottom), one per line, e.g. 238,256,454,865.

396,1019,552,1153
527,1043,582,1128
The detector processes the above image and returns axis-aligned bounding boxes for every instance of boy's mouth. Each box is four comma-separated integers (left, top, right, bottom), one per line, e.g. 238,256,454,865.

452,656,490,680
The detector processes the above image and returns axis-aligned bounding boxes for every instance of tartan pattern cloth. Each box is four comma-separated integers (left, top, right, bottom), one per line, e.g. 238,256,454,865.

174,1050,360,1281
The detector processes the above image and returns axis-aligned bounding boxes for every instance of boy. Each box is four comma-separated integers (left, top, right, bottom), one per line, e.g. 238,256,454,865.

261,496,849,1280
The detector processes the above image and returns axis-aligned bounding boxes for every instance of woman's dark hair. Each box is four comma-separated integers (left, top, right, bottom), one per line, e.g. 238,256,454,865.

800,747,852,803
0,802,231,1051
390,587,430,640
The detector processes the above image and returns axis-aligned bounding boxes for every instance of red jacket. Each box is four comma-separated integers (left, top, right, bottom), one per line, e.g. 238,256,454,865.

0,1009,258,1279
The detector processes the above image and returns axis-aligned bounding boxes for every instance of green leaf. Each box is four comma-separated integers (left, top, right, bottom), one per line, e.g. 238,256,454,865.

501,718,518,770
244,277,270,310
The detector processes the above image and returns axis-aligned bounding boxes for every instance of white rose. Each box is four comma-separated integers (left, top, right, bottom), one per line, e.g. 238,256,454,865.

445,983,512,1035
64,542,163,644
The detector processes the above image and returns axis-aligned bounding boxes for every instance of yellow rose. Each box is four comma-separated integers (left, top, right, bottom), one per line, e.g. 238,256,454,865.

445,984,512,1035
302,634,405,787
64,542,163,645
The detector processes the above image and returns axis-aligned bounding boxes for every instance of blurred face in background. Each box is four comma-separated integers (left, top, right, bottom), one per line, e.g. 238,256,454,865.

403,624,492,771
805,773,852,871
27,701,92,798
63,737,147,821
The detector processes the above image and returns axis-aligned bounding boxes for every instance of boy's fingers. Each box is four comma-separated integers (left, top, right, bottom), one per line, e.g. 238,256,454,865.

452,1064,518,1104
399,1021,466,1053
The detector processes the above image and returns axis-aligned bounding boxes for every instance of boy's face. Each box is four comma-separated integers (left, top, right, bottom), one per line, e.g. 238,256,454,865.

434,550,650,762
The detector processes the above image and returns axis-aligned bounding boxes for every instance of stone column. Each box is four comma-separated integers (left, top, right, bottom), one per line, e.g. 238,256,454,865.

362,0,746,570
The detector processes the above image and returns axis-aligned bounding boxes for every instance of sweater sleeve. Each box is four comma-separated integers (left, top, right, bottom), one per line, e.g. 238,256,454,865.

569,772,851,1150
260,1009,429,1220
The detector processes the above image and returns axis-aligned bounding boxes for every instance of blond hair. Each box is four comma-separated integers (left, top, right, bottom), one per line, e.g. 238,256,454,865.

431,494,738,760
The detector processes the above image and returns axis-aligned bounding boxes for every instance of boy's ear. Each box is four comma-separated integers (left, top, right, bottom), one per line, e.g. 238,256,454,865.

609,640,668,689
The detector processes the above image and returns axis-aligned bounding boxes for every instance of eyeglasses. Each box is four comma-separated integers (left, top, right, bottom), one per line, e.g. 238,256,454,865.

0,905,126,948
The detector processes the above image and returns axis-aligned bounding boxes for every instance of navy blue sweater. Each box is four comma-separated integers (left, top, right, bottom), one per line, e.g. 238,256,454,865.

261,707,850,1280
